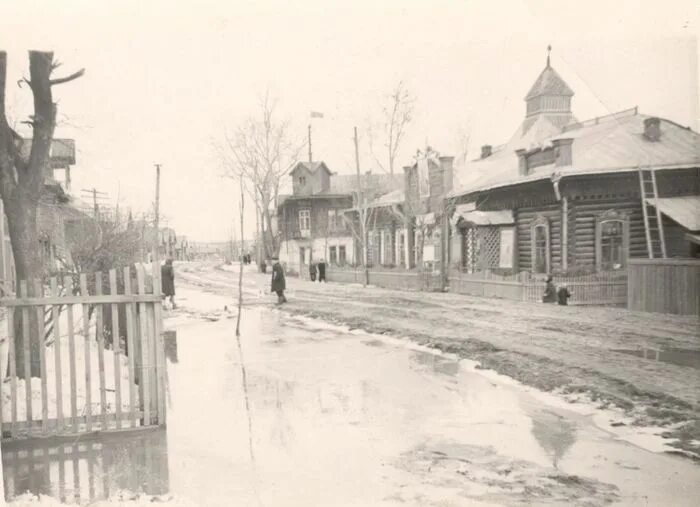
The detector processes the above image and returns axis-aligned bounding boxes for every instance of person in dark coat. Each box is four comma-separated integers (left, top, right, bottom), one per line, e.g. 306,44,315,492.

557,284,571,306
542,275,556,303
161,258,176,308
309,260,317,282
271,257,287,304
317,258,326,282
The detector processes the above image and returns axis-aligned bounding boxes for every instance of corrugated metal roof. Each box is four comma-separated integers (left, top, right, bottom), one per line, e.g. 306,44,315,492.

646,196,700,231
450,110,700,198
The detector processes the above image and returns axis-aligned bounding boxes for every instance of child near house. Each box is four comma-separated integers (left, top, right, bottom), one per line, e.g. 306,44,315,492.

557,284,571,306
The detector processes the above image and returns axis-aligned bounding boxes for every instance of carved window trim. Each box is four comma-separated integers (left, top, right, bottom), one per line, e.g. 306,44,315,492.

595,210,630,271
530,215,550,273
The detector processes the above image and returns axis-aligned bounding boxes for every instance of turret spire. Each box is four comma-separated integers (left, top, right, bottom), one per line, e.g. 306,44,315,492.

546,45,552,68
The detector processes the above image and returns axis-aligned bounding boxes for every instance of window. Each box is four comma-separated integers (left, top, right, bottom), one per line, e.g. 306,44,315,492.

299,209,310,232
328,209,339,231
299,176,306,185
366,232,374,265
338,245,347,265
383,230,393,265
530,217,550,274
329,246,337,265
596,211,628,271
398,231,406,267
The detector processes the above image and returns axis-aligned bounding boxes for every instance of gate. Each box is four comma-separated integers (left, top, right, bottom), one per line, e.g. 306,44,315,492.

0,263,167,440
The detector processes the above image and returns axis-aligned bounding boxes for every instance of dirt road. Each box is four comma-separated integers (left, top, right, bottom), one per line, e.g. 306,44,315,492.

178,262,700,460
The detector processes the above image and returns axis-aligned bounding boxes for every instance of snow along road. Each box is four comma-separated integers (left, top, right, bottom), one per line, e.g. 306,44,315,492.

155,261,699,506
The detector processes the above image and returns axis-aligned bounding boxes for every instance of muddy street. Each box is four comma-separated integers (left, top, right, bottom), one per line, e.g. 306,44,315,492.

4,263,699,506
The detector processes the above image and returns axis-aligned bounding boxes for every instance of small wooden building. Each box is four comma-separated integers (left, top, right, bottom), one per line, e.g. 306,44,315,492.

448,58,700,276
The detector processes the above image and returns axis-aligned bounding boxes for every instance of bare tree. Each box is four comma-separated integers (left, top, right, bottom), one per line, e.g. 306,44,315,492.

368,81,415,175
216,92,301,269
0,51,84,378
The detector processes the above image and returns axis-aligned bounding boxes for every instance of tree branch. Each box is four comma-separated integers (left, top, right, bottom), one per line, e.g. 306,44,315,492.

49,68,85,86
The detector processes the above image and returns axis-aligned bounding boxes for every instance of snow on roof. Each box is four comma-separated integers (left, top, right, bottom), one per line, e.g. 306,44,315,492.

647,195,700,231
450,109,700,198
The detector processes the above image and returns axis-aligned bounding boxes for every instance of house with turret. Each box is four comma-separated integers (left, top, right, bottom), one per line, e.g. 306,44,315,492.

448,52,700,277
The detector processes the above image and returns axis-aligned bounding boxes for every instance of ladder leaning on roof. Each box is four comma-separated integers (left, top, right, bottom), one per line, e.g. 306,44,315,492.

638,167,667,259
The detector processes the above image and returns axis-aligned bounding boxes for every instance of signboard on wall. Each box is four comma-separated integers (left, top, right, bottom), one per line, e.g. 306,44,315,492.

499,228,514,268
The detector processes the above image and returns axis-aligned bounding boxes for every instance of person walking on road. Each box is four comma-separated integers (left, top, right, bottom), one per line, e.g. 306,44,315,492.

557,284,571,305
271,256,287,304
309,260,317,282
161,258,176,308
317,258,326,282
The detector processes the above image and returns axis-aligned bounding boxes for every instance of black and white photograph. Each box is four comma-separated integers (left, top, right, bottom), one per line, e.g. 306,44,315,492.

0,1,698,505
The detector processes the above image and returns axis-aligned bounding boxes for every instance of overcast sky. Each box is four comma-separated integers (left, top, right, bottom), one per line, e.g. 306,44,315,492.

2,0,698,241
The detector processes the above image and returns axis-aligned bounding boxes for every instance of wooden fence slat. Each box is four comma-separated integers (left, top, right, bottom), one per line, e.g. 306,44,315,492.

136,267,151,427
123,266,138,428
80,274,93,431
8,307,17,437
34,279,49,436
151,261,166,425
64,275,78,432
109,269,122,430
51,277,64,433
20,281,32,437
95,273,108,429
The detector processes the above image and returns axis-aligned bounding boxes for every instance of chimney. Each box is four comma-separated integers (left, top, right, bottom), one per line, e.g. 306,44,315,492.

480,145,492,159
644,117,661,141
515,149,528,176
439,156,454,195
552,138,573,167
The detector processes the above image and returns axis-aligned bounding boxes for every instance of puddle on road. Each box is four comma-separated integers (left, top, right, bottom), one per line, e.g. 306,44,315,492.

613,347,700,369
6,301,699,506
2,429,168,504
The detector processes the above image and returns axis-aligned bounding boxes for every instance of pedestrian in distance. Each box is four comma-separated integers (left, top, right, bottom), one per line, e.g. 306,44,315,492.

557,284,571,305
542,275,557,303
317,258,326,282
161,258,176,309
271,256,287,304
309,260,317,282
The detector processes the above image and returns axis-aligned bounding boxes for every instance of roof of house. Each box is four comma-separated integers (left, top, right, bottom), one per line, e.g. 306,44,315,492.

525,64,574,99
450,108,700,198
20,138,76,166
290,161,331,175
648,196,700,231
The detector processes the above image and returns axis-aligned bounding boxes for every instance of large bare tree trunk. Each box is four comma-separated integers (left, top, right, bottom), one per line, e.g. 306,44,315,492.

0,51,83,378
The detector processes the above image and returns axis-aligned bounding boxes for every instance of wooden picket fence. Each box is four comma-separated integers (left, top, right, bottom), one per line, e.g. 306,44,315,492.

449,269,627,306
0,263,167,440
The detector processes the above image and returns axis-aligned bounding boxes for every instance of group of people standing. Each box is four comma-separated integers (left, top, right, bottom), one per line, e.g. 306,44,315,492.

308,259,326,282
542,275,571,305
241,253,252,264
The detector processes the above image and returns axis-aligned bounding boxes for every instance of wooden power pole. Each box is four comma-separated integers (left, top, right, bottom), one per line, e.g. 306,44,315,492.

154,163,161,261
353,127,368,287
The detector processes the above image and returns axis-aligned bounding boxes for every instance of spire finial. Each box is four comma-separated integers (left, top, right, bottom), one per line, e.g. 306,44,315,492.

546,45,552,67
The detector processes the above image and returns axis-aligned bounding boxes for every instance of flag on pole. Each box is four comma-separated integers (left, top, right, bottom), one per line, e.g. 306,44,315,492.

310,111,324,118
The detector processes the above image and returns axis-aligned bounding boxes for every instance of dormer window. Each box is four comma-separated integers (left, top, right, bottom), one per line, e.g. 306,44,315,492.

299,176,306,185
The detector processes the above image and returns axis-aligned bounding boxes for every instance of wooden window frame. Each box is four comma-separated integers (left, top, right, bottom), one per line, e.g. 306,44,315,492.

299,209,311,233
595,210,629,271
530,215,551,274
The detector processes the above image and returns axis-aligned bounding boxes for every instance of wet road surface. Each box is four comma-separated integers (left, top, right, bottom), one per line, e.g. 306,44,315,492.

4,284,700,506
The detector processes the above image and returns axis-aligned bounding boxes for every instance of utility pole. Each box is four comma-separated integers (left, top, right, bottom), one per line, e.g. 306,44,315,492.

154,164,161,262
308,124,313,162
353,127,368,287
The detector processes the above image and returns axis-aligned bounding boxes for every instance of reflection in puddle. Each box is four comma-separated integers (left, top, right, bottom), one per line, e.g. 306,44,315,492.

613,347,700,370
164,330,179,364
2,428,169,504
411,351,460,376
530,409,577,469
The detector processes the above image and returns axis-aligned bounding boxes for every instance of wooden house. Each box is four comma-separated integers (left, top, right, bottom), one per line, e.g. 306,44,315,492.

448,57,700,276
277,161,401,274
363,149,454,271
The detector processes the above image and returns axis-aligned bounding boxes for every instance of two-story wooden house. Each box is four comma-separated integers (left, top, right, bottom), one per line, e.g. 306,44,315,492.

448,56,700,276
277,161,401,275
